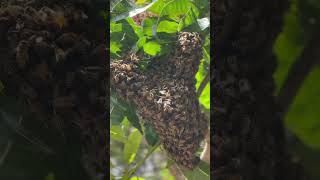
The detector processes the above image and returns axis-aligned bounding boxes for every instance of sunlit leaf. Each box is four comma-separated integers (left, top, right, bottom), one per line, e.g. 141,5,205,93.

143,41,161,55
157,20,179,33
111,22,123,33
110,125,128,143
110,41,122,55
123,129,143,164
160,169,174,180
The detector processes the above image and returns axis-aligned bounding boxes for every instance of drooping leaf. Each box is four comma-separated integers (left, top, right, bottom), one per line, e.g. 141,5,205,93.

144,124,159,146
123,129,143,164
110,93,127,125
125,103,143,133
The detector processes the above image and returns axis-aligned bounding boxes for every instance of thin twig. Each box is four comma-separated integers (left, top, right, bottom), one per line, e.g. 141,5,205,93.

0,140,13,167
125,141,161,179
277,32,320,120
197,72,210,98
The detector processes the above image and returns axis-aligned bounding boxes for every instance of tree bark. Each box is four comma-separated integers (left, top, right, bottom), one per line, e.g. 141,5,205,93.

212,0,307,179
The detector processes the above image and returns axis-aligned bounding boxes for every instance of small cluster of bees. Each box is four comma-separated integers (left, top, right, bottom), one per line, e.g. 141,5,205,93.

0,1,107,179
111,32,207,169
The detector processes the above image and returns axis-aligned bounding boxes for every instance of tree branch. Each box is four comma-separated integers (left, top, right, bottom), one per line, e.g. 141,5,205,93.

277,32,320,120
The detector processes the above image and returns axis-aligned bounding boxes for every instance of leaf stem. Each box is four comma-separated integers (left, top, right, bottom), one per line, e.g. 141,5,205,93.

124,141,161,179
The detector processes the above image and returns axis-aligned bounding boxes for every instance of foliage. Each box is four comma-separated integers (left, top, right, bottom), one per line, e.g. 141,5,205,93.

274,0,320,149
274,0,320,179
110,0,210,179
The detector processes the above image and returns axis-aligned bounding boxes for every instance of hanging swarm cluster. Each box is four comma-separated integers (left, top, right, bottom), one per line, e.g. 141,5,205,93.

213,1,306,180
0,1,107,179
111,32,207,170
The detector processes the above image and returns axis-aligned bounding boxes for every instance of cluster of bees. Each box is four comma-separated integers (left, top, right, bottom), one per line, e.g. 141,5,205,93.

212,1,305,180
0,1,107,179
111,32,208,170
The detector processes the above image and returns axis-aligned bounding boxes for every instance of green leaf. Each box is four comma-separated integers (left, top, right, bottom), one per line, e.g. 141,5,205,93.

111,19,139,54
123,129,143,164
143,41,161,56
177,5,199,31
285,68,320,149
111,22,123,33
144,124,159,146
110,125,128,143
199,83,210,109
136,36,148,49
142,18,157,37
125,103,143,133
157,20,179,33
150,0,197,17
110,103,126,125
130,177,145,180
160,169,174,180
180,161,210,180
110,93,127,125
110,41,122,55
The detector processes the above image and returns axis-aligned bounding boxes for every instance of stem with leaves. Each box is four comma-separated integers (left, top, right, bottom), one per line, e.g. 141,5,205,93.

123,141,161,180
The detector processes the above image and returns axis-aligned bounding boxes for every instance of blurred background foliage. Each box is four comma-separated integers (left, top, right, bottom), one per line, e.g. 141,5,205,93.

110,0,210,179
274,0,320,179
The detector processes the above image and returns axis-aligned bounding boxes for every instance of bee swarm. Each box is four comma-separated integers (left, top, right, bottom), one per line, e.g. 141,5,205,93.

212,1,306,180
0,1,107,179
111,32,208,170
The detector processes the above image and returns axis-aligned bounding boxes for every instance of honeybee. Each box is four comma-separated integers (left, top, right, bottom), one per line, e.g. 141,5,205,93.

16,40,29,69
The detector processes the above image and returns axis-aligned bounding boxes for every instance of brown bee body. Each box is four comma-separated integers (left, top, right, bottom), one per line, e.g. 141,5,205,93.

16,40,29,69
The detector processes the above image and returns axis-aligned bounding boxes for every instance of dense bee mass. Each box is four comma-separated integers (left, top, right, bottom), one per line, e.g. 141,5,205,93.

212,1,306,180
111,32,208,170
0,1,107,179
